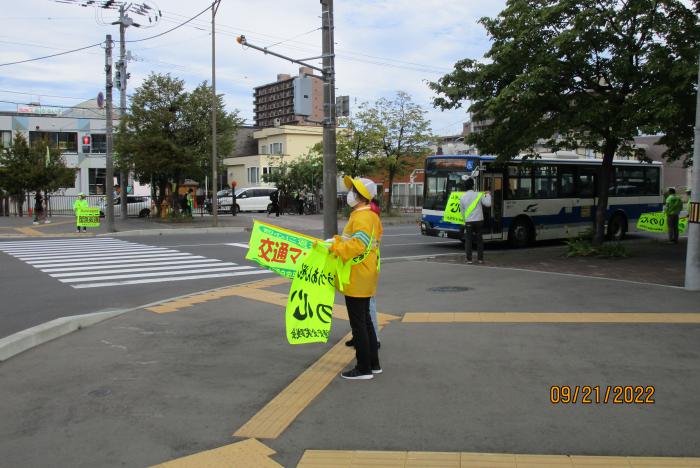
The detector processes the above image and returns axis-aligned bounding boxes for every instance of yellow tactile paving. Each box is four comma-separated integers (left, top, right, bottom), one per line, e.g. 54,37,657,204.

402,312,700,324
233,331,355,439
297,451,700,467
14,227,45,236
150,438,281,467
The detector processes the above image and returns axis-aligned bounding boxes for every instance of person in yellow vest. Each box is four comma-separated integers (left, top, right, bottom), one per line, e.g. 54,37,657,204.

329,176,383,380
460,178,491,264
73,192,88,233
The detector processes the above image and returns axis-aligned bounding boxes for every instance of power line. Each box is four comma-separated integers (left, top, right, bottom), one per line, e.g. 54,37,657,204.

0,89,92,101
125,4,211,43
0,41,104,67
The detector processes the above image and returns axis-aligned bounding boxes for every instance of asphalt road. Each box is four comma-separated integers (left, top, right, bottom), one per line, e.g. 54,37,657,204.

0,224,464,338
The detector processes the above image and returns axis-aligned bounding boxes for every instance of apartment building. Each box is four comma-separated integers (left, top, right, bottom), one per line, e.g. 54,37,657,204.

254,67,323,128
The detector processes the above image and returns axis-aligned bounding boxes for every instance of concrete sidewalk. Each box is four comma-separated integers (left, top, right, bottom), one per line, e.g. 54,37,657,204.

1,260,699,467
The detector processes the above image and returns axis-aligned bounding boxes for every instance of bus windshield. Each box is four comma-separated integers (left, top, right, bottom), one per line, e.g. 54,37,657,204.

423,157,476,210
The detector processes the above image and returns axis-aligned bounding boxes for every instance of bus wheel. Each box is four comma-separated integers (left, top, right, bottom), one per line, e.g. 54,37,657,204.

508,218,533,248
607,213,627,241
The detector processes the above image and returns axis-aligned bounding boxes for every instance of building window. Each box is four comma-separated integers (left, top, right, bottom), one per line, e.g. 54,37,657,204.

91,134,106,153
260,144,267,155
29,131,77,152
89,168,106,194
0,130,11,149
271,142,283,155
247,167,259,184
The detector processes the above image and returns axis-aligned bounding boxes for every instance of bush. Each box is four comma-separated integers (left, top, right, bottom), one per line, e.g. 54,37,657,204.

565,238,628,258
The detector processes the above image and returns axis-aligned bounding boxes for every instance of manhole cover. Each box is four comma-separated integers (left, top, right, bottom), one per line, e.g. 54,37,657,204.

428,286,471,293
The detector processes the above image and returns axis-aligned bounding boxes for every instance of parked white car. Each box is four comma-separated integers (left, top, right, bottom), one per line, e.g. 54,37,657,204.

218,187,277,214
99,196,152,218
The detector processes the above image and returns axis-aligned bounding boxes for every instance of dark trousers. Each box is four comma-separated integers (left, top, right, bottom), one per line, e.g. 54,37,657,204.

668,214,679,243
464,221,484,261
345,296,379,374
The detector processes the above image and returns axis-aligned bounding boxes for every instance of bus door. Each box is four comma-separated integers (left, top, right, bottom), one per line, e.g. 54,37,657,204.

482,173,504,240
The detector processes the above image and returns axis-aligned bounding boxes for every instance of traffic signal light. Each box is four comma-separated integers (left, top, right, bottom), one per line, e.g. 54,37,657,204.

115,62,122,90
82,135,90,145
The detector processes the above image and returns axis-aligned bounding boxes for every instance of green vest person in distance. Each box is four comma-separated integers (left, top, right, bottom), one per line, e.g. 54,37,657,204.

664,187,683,244
460,178,491,264
73,192,89,233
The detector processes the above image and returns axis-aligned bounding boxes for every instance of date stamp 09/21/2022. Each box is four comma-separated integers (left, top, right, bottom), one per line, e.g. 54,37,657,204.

550,386,655,405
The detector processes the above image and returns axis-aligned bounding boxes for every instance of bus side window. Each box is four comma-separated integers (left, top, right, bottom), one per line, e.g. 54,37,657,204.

559,169,576,197
576,169,597,198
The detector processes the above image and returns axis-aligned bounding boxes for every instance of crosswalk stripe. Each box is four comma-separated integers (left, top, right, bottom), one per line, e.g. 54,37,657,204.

50,262,237,278
14,247,170,260
59,266,256,283
26,252,194,265
42,258,221,273
71,270,273,288
1,238,270,289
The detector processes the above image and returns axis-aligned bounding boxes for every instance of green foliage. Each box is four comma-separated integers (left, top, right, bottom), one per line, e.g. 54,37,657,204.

565,238,628,258
430,0,700,245
365,91,432,208
116,73,242,207
0,133,74,197
262,153,323,196
335,102,384,177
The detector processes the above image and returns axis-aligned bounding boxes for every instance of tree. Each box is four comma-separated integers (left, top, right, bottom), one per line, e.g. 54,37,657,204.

0,134,73,215
116,73,241,213
262,153,323,211
365,92,432,209
430,0,700,245
335,103,383,177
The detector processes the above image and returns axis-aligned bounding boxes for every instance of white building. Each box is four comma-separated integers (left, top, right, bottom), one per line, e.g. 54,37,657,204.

0,101,148,196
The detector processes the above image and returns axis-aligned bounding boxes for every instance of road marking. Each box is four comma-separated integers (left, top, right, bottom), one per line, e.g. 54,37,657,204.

60,265,255,283
233,331,356,440
297,451,700,467
0,238,117,246
383,241,458,247
42,258,222,272
29,254,202,267
402,312,700,323
1,237,271,289
11,227,45,236
151,438,282,468
71,270,272,288
50,262,236,277
227,242,249,249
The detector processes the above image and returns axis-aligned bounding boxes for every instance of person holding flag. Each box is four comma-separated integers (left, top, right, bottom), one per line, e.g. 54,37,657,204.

73,192,88,233
329,176,383,380
460,178,491,264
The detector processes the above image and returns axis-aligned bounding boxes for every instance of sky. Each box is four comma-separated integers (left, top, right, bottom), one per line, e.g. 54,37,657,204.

0,0,507,136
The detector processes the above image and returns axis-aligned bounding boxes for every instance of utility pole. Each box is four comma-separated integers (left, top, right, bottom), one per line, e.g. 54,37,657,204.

115,4,136,220
685,51,700,290
105,34,116,233
321,0,337,238
211,0,222,227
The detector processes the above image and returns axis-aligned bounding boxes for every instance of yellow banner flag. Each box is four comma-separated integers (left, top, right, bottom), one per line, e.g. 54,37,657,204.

636,212,688,234
246,220,322,278
441,192,465,225
286,243,337,344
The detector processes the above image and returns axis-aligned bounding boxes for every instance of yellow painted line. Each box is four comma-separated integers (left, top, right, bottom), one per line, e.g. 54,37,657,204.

402,312,700,324
31,220,74,229
151,438,281,467
14,227,45,236
297,450,700,467
233,331,355,439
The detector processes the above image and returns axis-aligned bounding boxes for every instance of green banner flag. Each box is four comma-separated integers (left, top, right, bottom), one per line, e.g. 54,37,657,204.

286,243,337,344
441,192,465,225
246,220,323,279
636,212,688,234
77,207,101,228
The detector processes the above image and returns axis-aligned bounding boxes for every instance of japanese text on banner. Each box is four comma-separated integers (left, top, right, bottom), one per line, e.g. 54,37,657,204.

286,244,337,344
77,208,101,228
636,212,688,234
441,192,465,225
246,220,323,278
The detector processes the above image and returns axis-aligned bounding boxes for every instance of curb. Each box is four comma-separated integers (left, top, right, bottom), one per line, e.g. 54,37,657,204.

97,227,248,237
0,309,128,362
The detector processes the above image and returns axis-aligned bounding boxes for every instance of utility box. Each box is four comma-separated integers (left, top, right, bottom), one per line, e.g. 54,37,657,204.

293,75,313,116
336,95,350,117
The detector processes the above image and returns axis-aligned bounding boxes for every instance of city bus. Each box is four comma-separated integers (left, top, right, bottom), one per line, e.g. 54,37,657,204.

420,154,663,247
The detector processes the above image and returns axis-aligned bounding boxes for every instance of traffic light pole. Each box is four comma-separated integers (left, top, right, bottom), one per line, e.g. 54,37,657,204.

321,0,337,239
235,0,338,238
685,50,700,290
104,34,116,233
